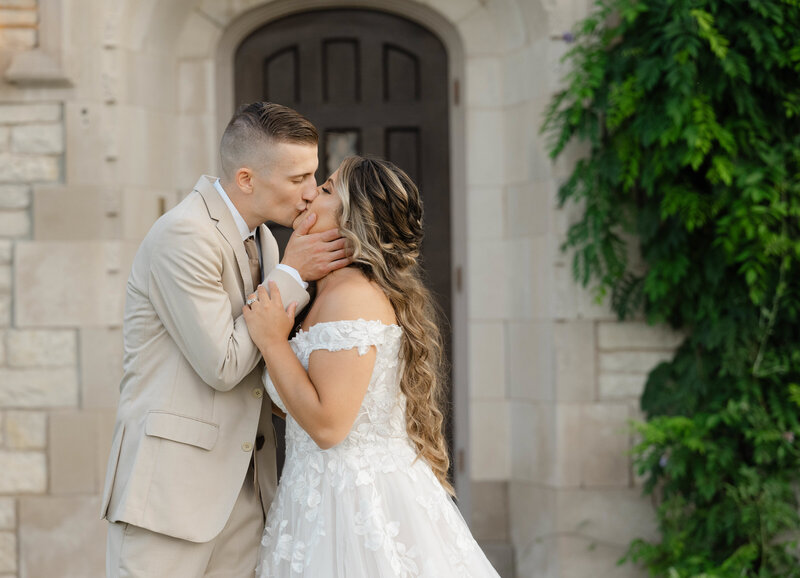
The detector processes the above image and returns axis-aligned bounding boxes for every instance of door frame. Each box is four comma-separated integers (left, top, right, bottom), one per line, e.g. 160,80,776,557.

215,0,472,516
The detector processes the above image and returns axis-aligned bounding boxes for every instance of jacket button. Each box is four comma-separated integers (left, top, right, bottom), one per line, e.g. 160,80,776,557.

252,388,263,399
242,442,253,452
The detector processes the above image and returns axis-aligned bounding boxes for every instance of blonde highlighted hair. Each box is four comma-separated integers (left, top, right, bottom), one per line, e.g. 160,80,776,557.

333,156,453,495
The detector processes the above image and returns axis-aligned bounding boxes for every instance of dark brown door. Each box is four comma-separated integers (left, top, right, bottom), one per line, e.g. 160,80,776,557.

235,8,452,477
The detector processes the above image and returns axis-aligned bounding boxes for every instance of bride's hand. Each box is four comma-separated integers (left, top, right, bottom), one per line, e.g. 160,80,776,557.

242,282,298,351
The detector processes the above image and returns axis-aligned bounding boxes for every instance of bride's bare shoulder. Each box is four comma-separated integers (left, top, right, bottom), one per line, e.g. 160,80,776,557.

312,268,396,326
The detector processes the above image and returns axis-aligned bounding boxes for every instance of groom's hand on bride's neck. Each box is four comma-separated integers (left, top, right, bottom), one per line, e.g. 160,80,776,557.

281,213,353,282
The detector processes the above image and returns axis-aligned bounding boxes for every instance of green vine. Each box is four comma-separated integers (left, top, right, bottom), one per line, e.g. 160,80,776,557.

542,0,800,576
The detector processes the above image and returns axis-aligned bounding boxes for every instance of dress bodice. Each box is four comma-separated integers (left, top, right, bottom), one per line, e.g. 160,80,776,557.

264,319,407,454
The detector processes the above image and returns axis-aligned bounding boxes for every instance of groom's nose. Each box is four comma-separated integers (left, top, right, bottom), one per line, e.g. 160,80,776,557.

301,181,319,203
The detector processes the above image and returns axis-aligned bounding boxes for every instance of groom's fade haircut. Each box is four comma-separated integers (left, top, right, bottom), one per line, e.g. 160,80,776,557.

219,102,318,180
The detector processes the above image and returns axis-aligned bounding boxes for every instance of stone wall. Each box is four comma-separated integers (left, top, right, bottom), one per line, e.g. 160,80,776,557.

0,1,685,577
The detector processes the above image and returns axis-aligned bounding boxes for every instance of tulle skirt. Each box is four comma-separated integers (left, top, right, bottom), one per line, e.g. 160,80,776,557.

256,437,500,578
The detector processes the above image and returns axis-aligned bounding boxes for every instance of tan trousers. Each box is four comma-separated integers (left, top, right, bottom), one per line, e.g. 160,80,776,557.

106,466,264,578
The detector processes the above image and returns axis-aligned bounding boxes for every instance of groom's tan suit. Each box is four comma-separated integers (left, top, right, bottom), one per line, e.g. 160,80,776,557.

102,176,309,576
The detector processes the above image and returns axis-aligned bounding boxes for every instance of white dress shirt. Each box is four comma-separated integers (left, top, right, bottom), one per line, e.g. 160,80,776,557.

212,178,307,289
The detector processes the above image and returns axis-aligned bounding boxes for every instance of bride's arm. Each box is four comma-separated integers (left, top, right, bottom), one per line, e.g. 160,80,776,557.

242,282,378,449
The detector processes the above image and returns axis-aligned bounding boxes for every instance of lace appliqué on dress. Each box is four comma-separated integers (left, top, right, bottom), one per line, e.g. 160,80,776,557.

257,319,498,578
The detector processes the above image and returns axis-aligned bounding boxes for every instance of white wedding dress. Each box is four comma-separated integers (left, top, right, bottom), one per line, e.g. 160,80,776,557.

257,319,501,577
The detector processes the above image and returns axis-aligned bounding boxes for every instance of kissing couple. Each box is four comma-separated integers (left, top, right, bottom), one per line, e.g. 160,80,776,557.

101,102,500,577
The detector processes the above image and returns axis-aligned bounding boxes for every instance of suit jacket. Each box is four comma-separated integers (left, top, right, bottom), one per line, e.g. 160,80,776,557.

101,175,310,543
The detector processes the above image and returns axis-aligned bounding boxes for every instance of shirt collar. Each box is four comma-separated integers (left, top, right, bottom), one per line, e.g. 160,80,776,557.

212,178,257,242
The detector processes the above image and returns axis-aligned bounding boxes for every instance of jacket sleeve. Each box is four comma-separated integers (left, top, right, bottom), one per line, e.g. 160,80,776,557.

148,221,261,391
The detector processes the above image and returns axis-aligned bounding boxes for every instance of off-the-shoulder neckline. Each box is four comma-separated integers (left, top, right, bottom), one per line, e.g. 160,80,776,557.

293,318,402,338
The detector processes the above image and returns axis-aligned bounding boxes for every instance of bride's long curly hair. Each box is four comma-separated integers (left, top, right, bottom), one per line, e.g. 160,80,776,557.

333,156,453,495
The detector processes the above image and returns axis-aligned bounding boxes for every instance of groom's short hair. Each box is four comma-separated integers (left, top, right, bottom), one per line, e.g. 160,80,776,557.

220,102,318,180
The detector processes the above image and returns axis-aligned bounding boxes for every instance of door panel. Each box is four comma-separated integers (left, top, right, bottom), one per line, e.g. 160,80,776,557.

235,8,451,479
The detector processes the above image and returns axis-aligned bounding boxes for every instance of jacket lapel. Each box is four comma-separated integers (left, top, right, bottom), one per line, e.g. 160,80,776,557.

194,176,255,297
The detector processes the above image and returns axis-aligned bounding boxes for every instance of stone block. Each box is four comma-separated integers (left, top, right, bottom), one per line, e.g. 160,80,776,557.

480,541,514,577
0,451,46,493
598,321,685,350
553,264,578,319
178,59,214,115
506,182,551,238
466,57,503,108
0,368,79,408
113,106,177,188
0,8,36,26
466,110,504,187
50,411,97,494
0,531,15,573
80,328,123,409
469,321,506,399
516,533,559,578
421,0,480,22
0,27,35,50
600,351,674,374
11,123,64,155
581,403,631,487
121,185,176,241
558,535,646,578
0,498,14,529
32,184,122,240
0,210,30,238
509,481,556,551
18,496,106,578
507,321,553,402
63,102,114,187
177,113,216,188
0,153,59,182
554,403,583,486
471,481,509,541
458,6,502,56
599,374,647,399
554,320,596,401
468,240,507,320
0,241,10,264
0,296,8,326
556,488,658,546
14,241,136,327
6,329,77,367
0,265,8,293
470,400,511,481
49,410,116,495
0,184,29,209
503,103,531,186
467,186,504,240
0,104,60,124
511,401,554,484
5,411,46,449
576,280,617,320
177,11,223,59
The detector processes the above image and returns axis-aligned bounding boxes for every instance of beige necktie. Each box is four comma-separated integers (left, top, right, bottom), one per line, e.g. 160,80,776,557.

244,234,262,490
243,235,261,290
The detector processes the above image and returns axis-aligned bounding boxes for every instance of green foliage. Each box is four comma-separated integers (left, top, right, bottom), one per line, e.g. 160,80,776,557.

542,0,800,575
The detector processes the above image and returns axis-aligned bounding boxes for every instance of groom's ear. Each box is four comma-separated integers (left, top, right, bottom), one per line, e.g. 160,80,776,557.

235,168,255,195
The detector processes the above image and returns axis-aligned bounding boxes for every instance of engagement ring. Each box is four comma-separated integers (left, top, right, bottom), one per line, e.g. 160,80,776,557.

246,297,258,306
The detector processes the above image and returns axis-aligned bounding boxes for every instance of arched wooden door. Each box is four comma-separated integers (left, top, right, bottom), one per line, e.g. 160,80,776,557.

235,8,452,477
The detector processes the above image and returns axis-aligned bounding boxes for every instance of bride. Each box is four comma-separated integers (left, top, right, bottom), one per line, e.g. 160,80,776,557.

242,156,500,577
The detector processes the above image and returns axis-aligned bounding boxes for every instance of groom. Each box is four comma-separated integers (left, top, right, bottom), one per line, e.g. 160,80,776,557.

101,103,346,577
